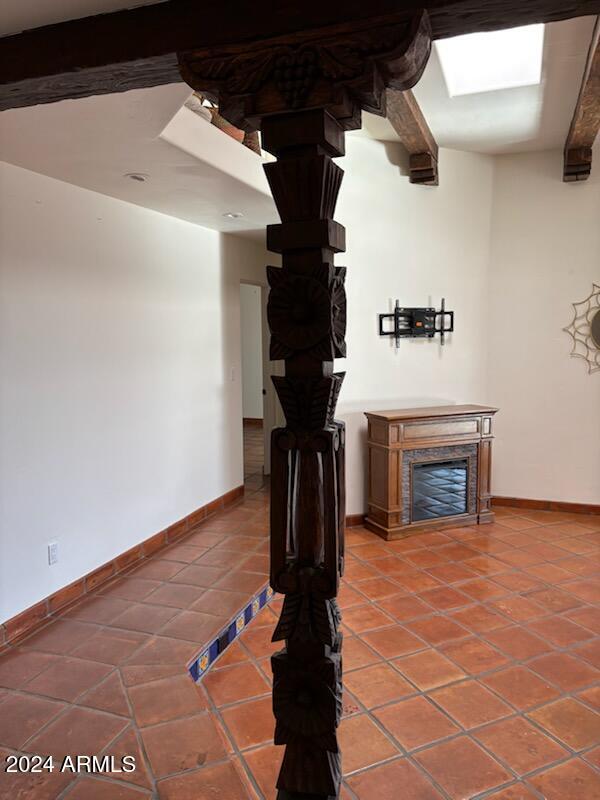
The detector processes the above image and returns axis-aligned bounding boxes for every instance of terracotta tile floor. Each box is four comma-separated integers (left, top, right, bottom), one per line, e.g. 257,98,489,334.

1,496,600,799
243,422,264,481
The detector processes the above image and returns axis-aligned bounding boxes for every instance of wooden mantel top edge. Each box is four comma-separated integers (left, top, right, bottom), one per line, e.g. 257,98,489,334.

364,404,499,422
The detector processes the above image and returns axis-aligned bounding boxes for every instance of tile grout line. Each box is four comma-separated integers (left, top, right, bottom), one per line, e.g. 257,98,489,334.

1,499,598,800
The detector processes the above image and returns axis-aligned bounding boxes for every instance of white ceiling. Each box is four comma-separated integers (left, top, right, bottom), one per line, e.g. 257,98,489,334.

0,16,596,234
361,16,596,154
0,83,278,234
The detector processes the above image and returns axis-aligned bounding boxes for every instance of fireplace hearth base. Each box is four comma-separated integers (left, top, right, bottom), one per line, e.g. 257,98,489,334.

364,405,498,541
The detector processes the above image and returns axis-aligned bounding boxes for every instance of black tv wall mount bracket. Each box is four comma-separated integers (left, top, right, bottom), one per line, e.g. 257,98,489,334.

378,298,454,347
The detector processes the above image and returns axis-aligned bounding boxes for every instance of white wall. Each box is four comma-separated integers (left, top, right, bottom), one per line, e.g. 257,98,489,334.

0,161,266,622
239,283,264,419
337,138,495,514
487,149,600,504
3,142,598,621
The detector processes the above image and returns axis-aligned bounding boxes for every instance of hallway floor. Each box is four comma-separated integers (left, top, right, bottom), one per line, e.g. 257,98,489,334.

243,422,264,483
1,496,599,799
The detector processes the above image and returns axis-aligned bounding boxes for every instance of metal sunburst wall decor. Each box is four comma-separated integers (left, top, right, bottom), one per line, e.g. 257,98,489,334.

563,283,600,374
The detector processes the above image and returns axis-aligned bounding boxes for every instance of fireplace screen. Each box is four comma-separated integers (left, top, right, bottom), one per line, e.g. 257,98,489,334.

412,459,469,522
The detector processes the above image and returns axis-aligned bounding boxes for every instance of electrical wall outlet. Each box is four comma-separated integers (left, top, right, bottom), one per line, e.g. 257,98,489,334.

48,541,59,566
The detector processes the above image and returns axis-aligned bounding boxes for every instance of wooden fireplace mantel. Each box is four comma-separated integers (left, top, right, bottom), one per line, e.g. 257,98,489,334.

365,404,498,540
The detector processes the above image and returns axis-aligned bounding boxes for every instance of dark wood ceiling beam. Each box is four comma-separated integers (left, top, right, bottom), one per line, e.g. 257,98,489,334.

2,0,600,112
564,16,600,182
386,89,439,185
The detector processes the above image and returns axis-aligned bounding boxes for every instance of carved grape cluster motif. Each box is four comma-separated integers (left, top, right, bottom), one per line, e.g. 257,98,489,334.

273,49,319,109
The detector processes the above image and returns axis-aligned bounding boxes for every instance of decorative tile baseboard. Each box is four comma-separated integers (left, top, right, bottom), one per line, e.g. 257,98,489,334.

188,584,274,682
0,484,244,648
346,514,366,527
492,496,600,515
347,495,600,529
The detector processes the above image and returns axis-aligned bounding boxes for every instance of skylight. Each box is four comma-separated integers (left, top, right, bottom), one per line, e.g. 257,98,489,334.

435,24,545,97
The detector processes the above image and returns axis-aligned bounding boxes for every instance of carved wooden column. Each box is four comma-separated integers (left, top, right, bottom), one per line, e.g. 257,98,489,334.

179,13,431,798
264,107,348,798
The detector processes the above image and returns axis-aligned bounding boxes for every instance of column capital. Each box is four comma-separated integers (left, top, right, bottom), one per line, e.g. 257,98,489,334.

178,10,431,130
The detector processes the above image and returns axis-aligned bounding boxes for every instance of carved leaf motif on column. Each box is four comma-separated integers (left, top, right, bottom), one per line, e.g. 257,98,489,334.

272,589,341,646
272,373,344,431
264,156,343,222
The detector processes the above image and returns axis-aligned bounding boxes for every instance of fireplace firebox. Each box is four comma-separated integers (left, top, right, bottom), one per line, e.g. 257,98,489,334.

412,458,469,521
365,404,498,540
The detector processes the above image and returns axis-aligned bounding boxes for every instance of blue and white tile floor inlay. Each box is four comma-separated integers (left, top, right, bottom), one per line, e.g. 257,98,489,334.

187,584,274,682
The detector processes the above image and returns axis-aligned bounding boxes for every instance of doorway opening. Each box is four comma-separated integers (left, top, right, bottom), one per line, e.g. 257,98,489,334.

240,283,265,485
239,281,285,490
